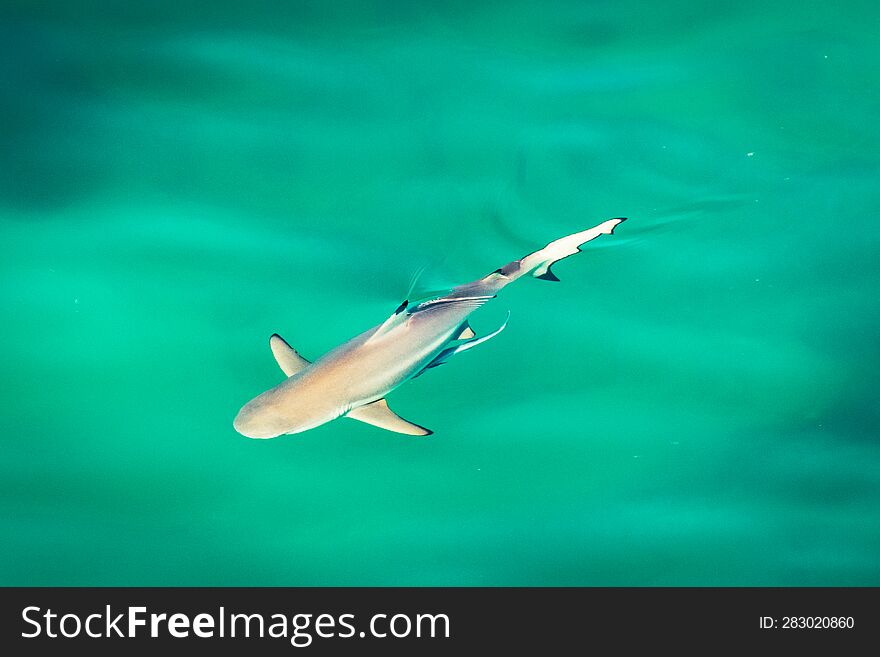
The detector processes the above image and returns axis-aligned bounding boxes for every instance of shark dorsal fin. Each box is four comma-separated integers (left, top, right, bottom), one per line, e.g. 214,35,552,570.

346,398,432,436
269,334,311,377
366,300,409,344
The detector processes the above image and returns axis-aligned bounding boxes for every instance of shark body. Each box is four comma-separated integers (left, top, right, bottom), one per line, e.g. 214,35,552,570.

233,218,625,438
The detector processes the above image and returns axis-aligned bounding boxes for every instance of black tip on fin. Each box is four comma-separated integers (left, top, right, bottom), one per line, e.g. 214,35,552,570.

394,300,409,314
609,217,627,233
535,267,561,282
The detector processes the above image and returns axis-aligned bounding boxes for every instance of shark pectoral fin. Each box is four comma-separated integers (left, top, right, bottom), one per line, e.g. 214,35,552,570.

269,334,311,377
346,399,432,436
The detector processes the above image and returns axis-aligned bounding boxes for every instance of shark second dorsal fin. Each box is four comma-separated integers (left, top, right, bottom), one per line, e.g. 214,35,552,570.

346,399,432,436
269,334,311,377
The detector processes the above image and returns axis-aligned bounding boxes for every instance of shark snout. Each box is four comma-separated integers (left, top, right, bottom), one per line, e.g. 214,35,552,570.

233,401,279,439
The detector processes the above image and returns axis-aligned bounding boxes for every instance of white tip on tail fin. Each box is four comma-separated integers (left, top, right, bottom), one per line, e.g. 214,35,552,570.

521,217,626,281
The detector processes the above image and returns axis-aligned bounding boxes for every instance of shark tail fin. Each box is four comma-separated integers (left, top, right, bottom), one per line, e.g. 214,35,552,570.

489,218,625,283
525,218,626,281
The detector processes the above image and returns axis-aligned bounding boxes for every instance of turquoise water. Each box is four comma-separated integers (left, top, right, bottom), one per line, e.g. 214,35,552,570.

2,1,879,585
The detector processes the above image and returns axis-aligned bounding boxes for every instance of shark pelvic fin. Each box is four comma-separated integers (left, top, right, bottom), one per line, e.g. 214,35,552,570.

417,312,510,376
269,334,311,377
346,399,432,436
454,321,476,340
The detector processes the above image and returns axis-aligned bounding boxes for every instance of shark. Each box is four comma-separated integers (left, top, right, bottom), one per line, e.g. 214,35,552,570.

233,217,625,438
